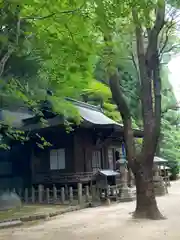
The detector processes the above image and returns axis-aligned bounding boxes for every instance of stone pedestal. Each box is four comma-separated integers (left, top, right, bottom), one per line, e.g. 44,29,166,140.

153,165,168,196
119,168,134,202
153,176,167,196
119,186,134,202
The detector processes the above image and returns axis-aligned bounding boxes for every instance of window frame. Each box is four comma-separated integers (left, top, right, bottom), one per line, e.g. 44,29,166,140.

91,149,102,173
50,148,66,170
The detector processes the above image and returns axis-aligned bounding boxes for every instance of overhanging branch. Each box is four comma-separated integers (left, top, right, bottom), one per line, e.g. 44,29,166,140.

159,20,176,61
162,44,180,54
21,2,86,21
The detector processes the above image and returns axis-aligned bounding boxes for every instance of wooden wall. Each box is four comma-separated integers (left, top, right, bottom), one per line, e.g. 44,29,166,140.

73,129,95,172
31,127,74,179
31,126,124,184
73,128,123,172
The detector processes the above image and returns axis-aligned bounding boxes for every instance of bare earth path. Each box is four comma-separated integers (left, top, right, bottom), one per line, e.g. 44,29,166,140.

1,181,180,240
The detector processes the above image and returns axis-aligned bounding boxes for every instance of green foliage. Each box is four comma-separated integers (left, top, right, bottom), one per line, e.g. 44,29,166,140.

103,102,122,122
83,81,112,100
0,0,97,145
35,133,52,149
0,0,97,109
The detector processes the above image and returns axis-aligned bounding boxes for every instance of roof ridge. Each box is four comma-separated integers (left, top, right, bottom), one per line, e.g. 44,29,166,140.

0,98,103,113
65,97,103,112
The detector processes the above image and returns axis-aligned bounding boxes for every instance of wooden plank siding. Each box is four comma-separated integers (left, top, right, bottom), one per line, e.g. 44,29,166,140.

30,126,123,185
31,127,74,185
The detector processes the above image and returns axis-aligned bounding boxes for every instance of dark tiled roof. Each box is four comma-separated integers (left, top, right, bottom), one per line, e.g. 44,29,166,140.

0,98,143,137
0,108,34,127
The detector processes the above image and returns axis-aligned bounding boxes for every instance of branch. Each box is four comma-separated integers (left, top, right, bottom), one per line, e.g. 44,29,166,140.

64,23,76,44
130,52,140,82
162,44,180,54
21,2,86,21
109,69,136,170
132,8,153,124
159,29,169,56
146,1,165,61
159,21,176,59
132,9,145,57
16,17,21,45
0,46,14,77
152,1,166,36
0,4,23,77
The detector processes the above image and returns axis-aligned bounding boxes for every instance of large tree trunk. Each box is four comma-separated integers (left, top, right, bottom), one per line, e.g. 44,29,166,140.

109,69,164,219
133,160,164,219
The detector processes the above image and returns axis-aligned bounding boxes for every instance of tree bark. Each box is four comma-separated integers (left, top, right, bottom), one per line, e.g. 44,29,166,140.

133,160,164,219
108,62,163,220
109,70,136,171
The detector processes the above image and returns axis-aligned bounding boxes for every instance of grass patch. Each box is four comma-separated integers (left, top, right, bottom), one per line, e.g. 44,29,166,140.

0,204,68,222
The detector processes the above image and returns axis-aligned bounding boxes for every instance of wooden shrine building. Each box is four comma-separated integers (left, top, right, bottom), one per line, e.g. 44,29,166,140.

0,98,143,188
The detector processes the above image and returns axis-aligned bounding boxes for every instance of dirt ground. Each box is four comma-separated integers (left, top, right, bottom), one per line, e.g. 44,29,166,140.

1,180,180,240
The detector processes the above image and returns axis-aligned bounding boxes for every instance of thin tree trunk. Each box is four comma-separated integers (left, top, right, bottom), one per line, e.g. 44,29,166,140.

109,70,136,171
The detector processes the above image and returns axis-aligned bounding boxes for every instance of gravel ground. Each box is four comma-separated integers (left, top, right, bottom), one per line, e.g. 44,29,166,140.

1,180,180,240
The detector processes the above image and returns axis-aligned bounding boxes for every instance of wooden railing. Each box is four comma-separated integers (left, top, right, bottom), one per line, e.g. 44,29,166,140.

6,183,134,205
33,172,94,184
6,183,92,205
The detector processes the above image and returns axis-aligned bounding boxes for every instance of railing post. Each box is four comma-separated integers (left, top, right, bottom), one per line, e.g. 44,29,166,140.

69,186,73,204
46,188,50,204
24,188,28,203
61,187,65,204
38,184,44,203
85,185,90,202
53,185,57,202
78,183,82,205
32,187,35,203
65,185,68,199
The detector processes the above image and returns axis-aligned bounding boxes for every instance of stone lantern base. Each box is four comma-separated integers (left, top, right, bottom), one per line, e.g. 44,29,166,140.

119,185,134,202
153,176,167,196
